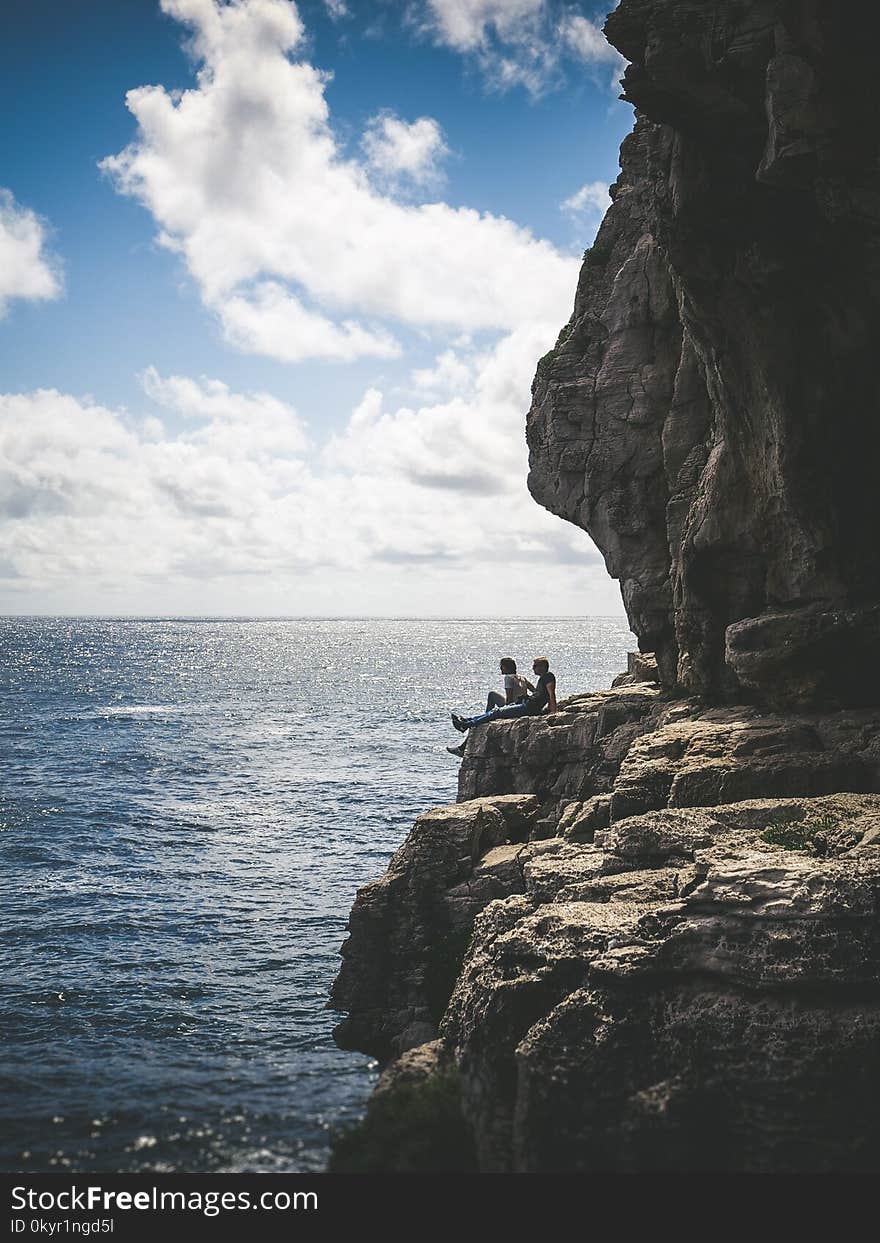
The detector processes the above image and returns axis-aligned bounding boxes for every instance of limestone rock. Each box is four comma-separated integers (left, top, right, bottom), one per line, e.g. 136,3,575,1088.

329,794,541,1060
460,693,880,825
329,1041,477,1173
612,650,660,687
726,605,880,710
527,0,880,707
558,793,611,841
458,683,666,805
441,794,880,1171
331,684,880,1167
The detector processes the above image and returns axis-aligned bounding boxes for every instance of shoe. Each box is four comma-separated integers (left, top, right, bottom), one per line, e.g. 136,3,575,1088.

451,713,468,733
446,742,466,758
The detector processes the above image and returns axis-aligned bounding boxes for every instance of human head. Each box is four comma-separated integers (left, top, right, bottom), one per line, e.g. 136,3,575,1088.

499,657,516,674
533,657,550,675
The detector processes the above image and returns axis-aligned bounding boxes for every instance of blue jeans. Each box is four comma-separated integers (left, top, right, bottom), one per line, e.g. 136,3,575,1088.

461,700,531,729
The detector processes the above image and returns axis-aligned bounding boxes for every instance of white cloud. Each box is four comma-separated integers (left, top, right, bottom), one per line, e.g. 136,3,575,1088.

0,380,316,589
102,0,576,363
0,0,626,613
140,366,309,456
0,333,613,611
561,179,611,217
0,189,63,318
419,2,624,95
410,348,476,397
323,0,348,18
421,0,554,94
558,12,626,89
324,327,545,491
422,0,544,52
362,112,450,188
557,13,612,62
217,282,401,363
310,319,604,575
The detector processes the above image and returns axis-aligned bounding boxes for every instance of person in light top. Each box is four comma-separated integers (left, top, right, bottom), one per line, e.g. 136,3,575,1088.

447,656,534,757
489,656,534,712
447,657,557,756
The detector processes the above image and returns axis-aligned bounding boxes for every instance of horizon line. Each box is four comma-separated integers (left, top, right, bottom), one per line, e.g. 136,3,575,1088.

0,612,631,622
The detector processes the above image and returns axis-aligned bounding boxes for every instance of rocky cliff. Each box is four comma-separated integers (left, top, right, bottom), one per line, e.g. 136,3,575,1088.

528,0,880,706
328,0,880,1173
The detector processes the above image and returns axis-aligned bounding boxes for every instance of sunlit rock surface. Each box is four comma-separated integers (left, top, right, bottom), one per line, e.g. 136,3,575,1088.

331,679,880,1170
442,791,880,1171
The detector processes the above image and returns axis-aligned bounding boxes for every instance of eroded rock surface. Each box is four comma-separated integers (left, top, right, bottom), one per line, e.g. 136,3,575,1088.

459,682,880,821
457,683,666,805
333,783,880,1170
527,0,880,706
443,793,880,1171
329,794,547,1060
332,678,880,1076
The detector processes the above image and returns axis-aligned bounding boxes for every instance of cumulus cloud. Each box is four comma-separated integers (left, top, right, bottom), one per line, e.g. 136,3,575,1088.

217,282,401,363
139,366,310,456
420,0,554,94
0,351,608,610
422,0,544,51
362,112,451,188
0,189,63,318
0,380,315,588
558,12,626,88
102,0,576,363
324,326,545,492
0,0,624,612
410,348,476,397
561,178,611,218
558,12,613,62
418,1,624,95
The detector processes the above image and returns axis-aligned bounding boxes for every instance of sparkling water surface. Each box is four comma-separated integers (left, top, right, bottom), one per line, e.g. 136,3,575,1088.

0,616,632,1173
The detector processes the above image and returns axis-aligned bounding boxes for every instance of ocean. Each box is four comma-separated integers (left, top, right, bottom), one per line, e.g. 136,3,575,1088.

0,616,632,1173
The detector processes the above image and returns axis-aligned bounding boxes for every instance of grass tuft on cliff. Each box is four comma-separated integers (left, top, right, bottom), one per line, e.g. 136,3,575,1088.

760,815,837,854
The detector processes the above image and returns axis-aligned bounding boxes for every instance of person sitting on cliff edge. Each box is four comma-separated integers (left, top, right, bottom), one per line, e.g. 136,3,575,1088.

446,657,557,756
446,657,535,758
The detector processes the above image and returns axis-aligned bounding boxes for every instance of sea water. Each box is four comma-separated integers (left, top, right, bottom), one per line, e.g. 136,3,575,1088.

0,616,632,1172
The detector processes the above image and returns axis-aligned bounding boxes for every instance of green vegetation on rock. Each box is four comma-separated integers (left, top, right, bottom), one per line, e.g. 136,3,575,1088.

760,815,837,854
328,1065,477,1173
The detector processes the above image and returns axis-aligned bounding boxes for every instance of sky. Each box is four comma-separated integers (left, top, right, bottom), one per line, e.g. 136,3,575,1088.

0,0,633,616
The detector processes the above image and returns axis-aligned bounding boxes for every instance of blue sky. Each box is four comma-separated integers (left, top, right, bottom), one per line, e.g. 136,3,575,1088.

0,0,632,615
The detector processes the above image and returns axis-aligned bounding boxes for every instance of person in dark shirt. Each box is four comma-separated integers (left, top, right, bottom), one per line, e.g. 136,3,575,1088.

449,657,557,743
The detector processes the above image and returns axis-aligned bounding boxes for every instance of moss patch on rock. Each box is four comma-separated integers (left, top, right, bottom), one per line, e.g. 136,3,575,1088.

328,1065,477,1173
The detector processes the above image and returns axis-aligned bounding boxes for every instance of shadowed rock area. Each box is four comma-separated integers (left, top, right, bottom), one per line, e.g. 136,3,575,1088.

527,0,880,706
329,0,880,1172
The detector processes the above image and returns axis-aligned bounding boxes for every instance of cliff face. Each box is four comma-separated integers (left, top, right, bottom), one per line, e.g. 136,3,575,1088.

330,794,542,1062
445,791,880,1172
527,0,880,706
331,680,880,1170
329,0,880,1173
332,764,880,1171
